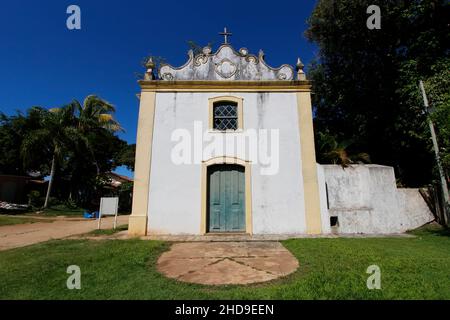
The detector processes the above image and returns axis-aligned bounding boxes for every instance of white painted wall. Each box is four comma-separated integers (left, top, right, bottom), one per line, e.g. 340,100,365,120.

147,92,306,235
321,164,434,233
317,165,332,234
396,188,434,231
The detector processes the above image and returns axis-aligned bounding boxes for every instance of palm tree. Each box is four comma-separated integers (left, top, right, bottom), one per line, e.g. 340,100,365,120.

317,131,371,167
69,95,123,176
21,96,123,209
21,106,79,208
72,95,123,133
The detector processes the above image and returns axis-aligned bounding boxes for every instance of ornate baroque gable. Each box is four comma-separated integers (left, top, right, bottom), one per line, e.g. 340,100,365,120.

158,45,296,81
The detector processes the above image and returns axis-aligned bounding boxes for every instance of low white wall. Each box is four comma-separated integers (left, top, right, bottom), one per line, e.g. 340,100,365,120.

396,188,434,231
317,164,332,234
321,165,434,234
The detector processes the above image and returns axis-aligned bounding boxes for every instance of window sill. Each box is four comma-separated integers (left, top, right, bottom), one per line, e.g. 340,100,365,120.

208,129,244,134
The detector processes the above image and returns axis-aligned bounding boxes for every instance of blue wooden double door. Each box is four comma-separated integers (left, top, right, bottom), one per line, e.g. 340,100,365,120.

208,164,246,233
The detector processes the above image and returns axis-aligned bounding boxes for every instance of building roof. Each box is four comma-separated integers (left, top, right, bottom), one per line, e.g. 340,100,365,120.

155,44,300,81
105,172,133,188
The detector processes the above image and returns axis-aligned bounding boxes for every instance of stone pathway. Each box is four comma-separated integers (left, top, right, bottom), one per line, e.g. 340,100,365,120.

0,215,129,251
157,241,299,285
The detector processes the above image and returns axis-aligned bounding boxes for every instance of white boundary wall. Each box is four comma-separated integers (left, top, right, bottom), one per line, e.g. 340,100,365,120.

321,164,434,234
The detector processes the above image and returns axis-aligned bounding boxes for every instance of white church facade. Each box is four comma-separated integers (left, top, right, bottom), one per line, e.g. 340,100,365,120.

128,34,433,237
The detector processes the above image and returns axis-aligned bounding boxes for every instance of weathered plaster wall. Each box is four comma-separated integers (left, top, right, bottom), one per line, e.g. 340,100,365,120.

147,92,306,235
322,165,434,233
317,165,332,234
396,188,434,231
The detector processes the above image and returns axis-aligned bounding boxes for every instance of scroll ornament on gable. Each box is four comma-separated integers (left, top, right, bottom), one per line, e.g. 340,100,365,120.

154,44,304,81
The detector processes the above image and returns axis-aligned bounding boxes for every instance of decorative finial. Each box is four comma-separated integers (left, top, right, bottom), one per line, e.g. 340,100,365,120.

202,46,212,55
296,57,306,80
219,27,232,44
144,57,155,80
239,48,249,56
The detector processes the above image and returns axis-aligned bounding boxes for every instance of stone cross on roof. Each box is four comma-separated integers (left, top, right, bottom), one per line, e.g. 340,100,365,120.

219,27,232,44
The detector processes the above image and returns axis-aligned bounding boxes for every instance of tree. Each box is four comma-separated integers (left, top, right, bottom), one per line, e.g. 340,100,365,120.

0,108,49,175
418,58,450,177
306,0,449,186
19,96,126,209
56,96,125,206
72,95,122,134
1,96,134,209
0,112,28,175
21,106,81,208
114,143,136,171
316,131,370,167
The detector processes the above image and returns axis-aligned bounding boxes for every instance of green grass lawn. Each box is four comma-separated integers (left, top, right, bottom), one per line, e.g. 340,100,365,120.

28,205,129,218
38,205,84,217
0,225,448,300
0,215,53,226
87,224,128,236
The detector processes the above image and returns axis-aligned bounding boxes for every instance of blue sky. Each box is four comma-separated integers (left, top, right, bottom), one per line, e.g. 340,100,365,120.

0,0,318,177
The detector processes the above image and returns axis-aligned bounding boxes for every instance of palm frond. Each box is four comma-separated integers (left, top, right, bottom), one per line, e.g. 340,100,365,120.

84,95,116,114
20,128,52,165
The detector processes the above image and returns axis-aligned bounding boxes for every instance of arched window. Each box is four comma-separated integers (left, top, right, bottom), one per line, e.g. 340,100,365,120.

208,96,243,131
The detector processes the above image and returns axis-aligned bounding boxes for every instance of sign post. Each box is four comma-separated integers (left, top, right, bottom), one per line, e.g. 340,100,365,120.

98,197,119,230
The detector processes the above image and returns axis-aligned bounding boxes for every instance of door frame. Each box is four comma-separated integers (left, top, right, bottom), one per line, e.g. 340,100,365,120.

201,157,252,235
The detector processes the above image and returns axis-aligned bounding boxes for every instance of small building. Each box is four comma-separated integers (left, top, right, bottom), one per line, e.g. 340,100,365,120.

0,174,46,204
128,32,433,236
105,172,133,189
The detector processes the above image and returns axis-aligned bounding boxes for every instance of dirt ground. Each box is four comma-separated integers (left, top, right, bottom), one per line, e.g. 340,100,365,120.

0,215,129,251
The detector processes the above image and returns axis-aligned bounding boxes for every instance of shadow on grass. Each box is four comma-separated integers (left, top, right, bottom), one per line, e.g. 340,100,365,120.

88,224,128,236
36,205,84,217
408,222,450,237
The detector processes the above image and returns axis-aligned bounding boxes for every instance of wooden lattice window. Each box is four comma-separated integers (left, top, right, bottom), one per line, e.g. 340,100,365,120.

213,102,238,131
